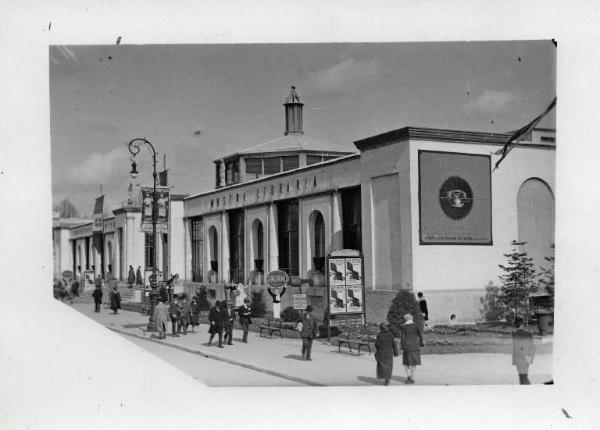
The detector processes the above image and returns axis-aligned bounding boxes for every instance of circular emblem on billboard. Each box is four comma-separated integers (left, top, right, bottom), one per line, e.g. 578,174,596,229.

438,176,473,220
266,270,289,291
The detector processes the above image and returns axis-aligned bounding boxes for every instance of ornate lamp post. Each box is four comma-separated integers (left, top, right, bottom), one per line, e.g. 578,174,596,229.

128,138,158,332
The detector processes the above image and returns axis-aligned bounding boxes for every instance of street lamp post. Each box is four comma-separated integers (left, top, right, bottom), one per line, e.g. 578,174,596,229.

128,138,158,332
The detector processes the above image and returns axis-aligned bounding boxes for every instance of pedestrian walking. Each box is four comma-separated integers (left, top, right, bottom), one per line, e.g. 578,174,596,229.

512,316,535,385
190,297,200,333
136,266,143,285
208,301,224,347
375,322,399,386
109,286,121,314
127,265,135,288
417,292,429,329
222,301,235,345
92,285,103,313
300,305,319,361
168,296,180,337
178,295,192,335
399,313,424,384
237,297,252,343
153,300,169,339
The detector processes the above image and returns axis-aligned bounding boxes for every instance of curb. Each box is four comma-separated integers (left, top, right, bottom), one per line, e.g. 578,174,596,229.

108,327,324,387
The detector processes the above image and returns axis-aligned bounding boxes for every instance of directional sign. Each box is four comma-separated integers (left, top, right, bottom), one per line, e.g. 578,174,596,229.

266,270,289,289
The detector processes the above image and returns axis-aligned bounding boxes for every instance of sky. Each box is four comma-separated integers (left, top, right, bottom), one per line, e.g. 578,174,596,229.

50,41,556,217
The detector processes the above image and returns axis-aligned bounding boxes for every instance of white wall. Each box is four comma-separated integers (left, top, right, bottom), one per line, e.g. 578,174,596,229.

409,140,555,293
169,200,186,279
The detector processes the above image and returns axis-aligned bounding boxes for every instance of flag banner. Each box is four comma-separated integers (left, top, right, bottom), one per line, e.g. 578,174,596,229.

92,195,104,232
141,186,170,232
92,231,103,252
419,151,492,245
494,97,556,170
158,169,168,186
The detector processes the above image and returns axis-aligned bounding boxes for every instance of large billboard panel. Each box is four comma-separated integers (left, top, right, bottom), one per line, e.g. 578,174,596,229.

419,151,492,245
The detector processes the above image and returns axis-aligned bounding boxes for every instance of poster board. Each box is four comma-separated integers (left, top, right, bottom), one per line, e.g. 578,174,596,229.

83,270,95,292
140,186,170,233
326,254,365,315
292,293,307,310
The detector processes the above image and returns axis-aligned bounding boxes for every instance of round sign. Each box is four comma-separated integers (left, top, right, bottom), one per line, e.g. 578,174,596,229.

266,270,289,290
438,175,473,220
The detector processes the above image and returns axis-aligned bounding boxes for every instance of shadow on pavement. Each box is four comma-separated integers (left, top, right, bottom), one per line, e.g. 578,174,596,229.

357,376,385,385
284,354,305,361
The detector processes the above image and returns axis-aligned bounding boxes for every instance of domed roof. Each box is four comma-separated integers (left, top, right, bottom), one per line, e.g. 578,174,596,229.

237,133,355,156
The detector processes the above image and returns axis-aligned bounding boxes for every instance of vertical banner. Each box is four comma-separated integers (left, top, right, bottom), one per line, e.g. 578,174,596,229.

141,186,170,232
158,169,168,186
92,194,104,232
419,151,492,245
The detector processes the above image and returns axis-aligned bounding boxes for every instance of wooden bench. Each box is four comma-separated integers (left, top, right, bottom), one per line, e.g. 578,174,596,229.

331,325,377,355
259,319,284,338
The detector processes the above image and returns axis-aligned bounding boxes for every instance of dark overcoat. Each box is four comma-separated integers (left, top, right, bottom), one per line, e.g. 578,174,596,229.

208,307,223,333
92,287,103,304
375,329,399,380
400,322,424,351
300,314,319,339
190,301,200,326
154,302,170,332
127,267,136,285
180,300,192,325
109,290,121,311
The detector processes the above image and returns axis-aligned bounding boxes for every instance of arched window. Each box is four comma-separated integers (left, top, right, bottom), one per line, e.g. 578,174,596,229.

517,178,555,270
308,210,326,272
208,226,219,279
252,219,264,271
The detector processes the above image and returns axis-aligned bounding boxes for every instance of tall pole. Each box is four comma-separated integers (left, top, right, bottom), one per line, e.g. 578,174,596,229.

128,138,159,332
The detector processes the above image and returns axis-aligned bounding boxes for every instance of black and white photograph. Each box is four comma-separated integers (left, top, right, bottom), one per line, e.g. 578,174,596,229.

49,39,556,386
2,1,600,429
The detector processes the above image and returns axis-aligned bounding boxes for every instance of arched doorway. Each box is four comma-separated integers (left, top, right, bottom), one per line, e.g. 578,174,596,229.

517,178,555,271
252,219,264,270
106,241,113,280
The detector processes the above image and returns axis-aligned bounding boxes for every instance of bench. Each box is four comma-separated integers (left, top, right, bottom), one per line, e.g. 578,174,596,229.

330,325,377,355
259,319,284,338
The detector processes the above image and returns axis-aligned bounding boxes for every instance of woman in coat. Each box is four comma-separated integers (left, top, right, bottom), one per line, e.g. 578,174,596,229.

127,265,136,288
109,286,121,314
153,300,170,339
399,313,424,384
375,322,399,385
208,301,224,347
222,301,235,345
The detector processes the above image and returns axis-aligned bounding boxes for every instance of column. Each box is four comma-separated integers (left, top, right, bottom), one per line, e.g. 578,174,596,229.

155,231,162,278
184,218,193,281
267,203,278,272
114,232,121,280
221,212,230,283
331,191,343,251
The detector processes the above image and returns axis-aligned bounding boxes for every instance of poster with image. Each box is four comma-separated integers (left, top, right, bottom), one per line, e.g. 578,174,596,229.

328,258,346,285
330,285,347,314
346,285,364,313
345,258,362,285
83,270,95,292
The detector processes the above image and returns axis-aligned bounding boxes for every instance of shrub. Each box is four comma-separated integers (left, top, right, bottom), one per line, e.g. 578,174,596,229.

195,286,210,311
386,289,424,336
479,281,505,322
281,306,302,322
250,290,267,317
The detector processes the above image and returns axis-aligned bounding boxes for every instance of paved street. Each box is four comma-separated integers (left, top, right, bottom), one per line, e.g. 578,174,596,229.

71,302,553,386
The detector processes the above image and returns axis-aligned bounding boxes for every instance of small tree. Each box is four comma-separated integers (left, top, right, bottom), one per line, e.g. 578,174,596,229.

281,306,302,322
479,281,505,322
538,243,555,299
250,290,267,317
387,289,424,337
498,240,537,324
54,198,80,218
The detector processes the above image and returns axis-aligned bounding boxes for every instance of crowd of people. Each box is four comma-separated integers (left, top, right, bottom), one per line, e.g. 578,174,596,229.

68,282,537,386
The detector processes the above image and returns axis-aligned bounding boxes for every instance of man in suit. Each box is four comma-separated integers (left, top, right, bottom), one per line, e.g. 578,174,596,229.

168,296,180,337
238,298,252,343
300,305,319,361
